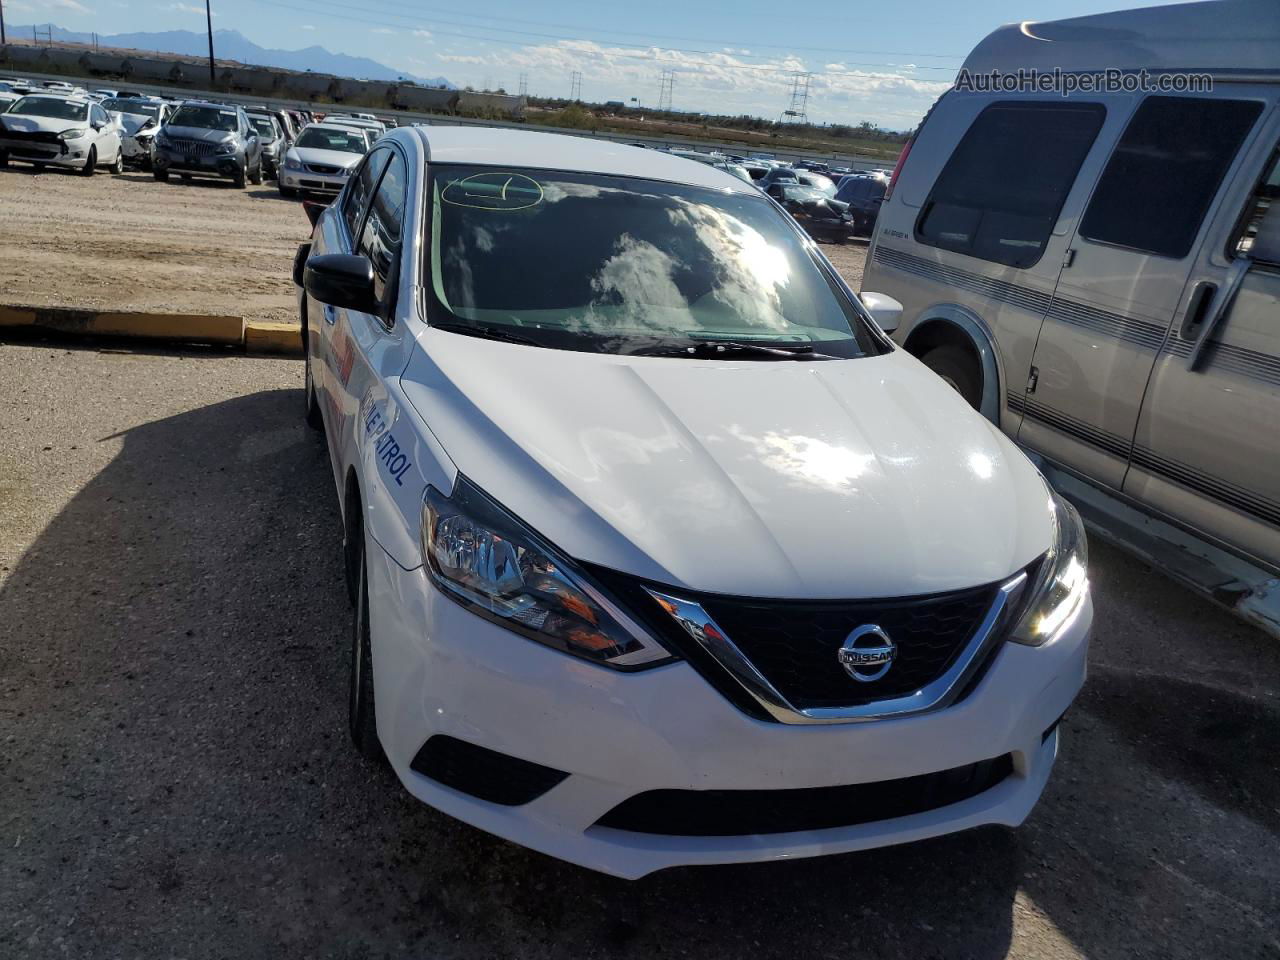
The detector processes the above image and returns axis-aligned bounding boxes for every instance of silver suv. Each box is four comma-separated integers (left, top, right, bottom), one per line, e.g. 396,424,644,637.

152,100,264,188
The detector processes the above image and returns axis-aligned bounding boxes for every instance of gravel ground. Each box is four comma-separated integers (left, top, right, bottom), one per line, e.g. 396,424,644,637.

0,343,1277,959
0,164,307,324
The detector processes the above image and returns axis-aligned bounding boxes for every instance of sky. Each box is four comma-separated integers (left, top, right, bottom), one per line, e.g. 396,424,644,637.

9,0,1186,129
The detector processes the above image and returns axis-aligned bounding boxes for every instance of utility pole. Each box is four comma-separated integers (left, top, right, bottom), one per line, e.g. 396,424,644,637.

205,0,216,88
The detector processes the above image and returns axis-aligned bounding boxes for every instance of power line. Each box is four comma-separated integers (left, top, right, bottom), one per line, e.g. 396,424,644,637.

251,0,960,79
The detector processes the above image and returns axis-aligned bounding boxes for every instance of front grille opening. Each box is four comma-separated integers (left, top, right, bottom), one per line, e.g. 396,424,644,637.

698,584,1000,710
595,754,1014,836
410,735,568,806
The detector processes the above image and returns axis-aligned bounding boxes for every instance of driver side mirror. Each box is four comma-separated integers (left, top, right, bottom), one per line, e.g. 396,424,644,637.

860,292,903,335
304,253,379,315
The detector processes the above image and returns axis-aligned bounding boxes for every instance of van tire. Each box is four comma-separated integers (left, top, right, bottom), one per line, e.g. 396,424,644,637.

921,344,982,409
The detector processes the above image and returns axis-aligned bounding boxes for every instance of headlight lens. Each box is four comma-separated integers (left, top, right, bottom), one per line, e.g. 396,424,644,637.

1010,488,1089,646
58,128,89,141
154,132,171,148
284,154,302,170
422,477,674,669
215,140,237,155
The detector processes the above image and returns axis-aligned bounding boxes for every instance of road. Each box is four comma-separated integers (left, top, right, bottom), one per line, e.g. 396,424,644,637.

0,342,1276,959
0,164,306,325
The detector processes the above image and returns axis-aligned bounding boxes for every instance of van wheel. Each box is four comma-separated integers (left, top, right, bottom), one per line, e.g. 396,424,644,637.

921,344,983,409
348,523,383,762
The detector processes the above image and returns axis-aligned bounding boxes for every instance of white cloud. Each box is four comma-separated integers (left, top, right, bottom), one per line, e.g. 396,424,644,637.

443,39,949,127
412,29,432,40
163,2,211,14
301,24,315,30
370,26,394,34
37,0,92,11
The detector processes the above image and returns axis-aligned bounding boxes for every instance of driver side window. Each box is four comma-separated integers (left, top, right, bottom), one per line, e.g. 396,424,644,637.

343,148,390,241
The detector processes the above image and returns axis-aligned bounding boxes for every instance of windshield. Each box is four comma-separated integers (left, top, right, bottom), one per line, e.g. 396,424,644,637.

426,166,879,357
168,105,238,131
103,98,159,119
781,186,828,203
250,117,276,138
295,127,367,153
799,174,836,196
7,97,88,121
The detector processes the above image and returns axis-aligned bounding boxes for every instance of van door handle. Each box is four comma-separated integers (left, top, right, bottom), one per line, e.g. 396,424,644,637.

1178,281,1216,342
1185,257,1252,373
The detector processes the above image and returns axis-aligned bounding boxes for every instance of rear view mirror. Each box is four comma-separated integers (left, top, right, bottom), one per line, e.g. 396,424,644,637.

860,292,903,335
303,254,378,315
302,199,329,227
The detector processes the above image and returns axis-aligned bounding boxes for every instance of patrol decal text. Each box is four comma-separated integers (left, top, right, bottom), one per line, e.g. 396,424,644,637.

360,391,414,487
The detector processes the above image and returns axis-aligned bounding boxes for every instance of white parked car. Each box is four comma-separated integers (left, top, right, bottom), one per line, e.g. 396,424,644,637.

278,122,368,198
0,94,123,175
296,127,1092,879
102,96,171,169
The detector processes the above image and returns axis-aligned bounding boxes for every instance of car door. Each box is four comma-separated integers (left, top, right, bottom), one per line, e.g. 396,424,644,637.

1126,123,1280,569
313,147,393,448
1019,93,1267,490
91,103,119,159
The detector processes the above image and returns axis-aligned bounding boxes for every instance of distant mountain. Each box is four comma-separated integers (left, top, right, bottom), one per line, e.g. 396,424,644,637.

13,23,454,88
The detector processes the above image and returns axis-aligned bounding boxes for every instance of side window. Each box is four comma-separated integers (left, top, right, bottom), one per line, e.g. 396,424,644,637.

916,101,1105,268
342,148,390,240
91,104,107,127
1080,96,1263,259
1231,146,1280,267
358,152,408,309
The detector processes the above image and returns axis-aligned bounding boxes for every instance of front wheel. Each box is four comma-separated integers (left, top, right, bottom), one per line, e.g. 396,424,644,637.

109,148,124,175
249,160,263,185
153,169,169,182
303,336,323,430
232,165,247,189
80,147,96,176
348,534,382,762
0,150,8,168
921,344,983,410
278,185,297,199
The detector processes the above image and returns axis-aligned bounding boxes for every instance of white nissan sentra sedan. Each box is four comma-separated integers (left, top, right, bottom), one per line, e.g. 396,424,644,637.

296,126,1092,879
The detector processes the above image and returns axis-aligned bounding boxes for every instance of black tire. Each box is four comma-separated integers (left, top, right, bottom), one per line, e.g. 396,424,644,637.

32,162,45,171
153,169,169,182
108,149,124,175
0,150,8,168
80,147,96,176
303,331,323,430
921,344,983,410
348,531,383,762
279,185,297,199
249,160,263,185
232,165,247,189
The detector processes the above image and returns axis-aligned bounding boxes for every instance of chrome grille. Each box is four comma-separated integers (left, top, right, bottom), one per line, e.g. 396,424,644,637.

306,163,341,175
168,138,219,157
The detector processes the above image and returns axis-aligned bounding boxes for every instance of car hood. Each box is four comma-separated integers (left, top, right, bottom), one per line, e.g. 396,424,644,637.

292,146,361,167
400,335,1052,600
163,125,235,144
113,112,156,135
0,114,84,134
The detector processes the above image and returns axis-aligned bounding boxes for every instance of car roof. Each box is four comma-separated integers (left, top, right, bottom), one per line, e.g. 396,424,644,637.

178,100,241,111
405,126,756,193
965,0,1280,77
302,122,366,134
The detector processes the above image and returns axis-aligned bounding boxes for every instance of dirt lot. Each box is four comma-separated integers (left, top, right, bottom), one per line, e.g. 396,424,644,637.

0,344,1277,959
0,164,306,324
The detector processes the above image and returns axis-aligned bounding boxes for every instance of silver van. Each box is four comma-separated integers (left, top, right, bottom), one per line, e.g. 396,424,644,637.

862,0,1280,635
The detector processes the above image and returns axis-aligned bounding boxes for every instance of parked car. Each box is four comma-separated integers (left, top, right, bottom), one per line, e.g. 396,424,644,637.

756,165,801,190
247,113,285,179
246,105,296,147
278,122,368,198
152,101,264,188
0,92,19,113
863,0,1280,636
326,115,386,141
0,94,123,175
765,182,856,243
102,96,171,169
93,88,120,99
295,125,1091,879
833,173,887,235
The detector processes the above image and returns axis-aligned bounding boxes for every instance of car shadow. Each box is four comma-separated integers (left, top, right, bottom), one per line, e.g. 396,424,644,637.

1,383,1275,957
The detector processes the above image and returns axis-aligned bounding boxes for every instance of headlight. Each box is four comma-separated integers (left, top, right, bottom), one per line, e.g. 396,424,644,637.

1010,488,1089,646
58,128,88,141
215,140,237,155
154,132,171,148
284,154,302,170
422,477,674,669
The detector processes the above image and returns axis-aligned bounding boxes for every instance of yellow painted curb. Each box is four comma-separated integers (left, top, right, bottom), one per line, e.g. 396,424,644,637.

0,305,244,344
244,320,304,356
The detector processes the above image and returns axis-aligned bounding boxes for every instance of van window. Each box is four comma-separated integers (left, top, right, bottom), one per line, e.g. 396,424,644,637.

1232,146,1280,267
916,101,1105,269
1080,96,1263,259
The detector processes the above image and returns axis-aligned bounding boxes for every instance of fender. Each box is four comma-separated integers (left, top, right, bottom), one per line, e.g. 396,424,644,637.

900,303,1006,427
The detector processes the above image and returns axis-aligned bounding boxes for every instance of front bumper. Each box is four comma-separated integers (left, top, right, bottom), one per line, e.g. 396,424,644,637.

0,135,88,167
153,147,242,179
366,545,1091,879
279,167,348,193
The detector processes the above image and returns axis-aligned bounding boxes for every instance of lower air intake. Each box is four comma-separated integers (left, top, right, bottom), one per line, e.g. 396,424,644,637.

410,735,569,806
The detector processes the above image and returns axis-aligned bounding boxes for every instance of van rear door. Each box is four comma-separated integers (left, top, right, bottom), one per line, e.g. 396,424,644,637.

1020,94,1266,491
1126,118,1280,570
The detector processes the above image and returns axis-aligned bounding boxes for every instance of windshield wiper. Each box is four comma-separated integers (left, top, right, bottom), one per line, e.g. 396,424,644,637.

429,321,543,347
629,339,843,361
